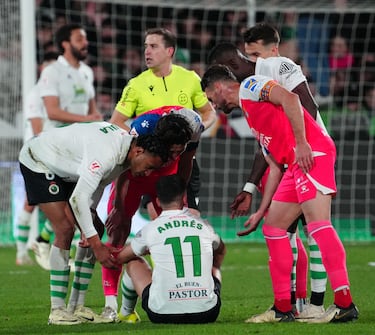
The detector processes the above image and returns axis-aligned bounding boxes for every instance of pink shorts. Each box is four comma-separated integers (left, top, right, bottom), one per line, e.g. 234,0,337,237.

273,149,337,204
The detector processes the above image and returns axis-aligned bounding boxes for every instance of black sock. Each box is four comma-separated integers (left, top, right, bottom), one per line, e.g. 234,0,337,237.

291,291,296,305
310,292,325,306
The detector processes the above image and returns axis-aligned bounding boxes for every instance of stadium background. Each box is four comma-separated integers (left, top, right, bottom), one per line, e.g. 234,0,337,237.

0,0,375,245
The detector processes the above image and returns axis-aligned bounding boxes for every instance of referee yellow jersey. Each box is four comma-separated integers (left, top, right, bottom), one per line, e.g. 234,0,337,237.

115,64,209,118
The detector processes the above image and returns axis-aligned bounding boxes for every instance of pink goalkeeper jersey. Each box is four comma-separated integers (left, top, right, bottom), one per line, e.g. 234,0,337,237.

239,75,334,166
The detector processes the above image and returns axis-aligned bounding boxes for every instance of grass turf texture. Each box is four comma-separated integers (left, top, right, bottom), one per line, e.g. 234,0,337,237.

1,242,374,335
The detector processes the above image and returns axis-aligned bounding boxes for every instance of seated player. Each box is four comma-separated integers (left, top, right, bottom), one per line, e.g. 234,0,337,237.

115,174,226,324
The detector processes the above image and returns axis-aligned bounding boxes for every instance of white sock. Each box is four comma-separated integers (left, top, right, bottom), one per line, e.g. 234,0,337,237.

120,270,137,316
105,295,118,312
68,247,95,309
288,232,298,293
50,245,70,310
308,235,327,293
16,209,32,256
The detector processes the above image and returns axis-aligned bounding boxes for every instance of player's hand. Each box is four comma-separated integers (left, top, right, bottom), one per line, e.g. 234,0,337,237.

294,141,314,173
230,191,253,219
237,211,264,237
78,233,90,248
92,243,119,269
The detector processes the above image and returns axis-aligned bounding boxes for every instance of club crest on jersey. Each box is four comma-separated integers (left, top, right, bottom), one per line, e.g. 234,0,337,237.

48,182,59,195
89,160,101,173
178,92,188,105
279,62,294,75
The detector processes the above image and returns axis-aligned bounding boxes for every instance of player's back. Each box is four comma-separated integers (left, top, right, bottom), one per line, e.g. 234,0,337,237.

133,208,220,314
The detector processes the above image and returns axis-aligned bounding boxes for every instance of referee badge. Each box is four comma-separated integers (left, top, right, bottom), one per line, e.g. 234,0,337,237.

48,182,60,195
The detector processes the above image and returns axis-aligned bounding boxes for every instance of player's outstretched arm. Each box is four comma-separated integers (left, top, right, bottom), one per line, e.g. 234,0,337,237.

230,148,268,218
115,244,139,264
237,155,283,236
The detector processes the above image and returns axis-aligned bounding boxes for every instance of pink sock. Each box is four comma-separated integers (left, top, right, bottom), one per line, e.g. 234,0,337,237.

262,224,293,312
296,237,308,299
307,221,350,293
102,243,122,296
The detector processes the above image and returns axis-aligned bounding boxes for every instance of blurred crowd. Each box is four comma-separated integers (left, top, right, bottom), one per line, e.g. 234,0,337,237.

35,0,375,139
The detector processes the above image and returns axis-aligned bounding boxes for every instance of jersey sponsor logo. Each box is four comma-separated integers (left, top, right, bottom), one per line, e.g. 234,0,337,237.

89,160,101,173
279,61,294,75
48,182,59,195
178,92,188,105
168,288,209,300
73,85,86,97
243,77,259,92
251,127,272,150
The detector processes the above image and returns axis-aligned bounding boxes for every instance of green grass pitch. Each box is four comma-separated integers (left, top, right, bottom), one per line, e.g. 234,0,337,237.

1,242,375,335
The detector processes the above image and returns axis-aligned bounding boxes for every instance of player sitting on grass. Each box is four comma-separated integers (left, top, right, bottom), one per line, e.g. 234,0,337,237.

114,174,226,324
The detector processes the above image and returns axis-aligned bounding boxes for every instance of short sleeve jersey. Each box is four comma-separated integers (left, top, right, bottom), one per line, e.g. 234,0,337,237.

239,75,334,165
115,64,208,118
131,208,221,314
23,84,48,142
19,122,131,238
256,56,328,132
255,56,306,92
38,55,95,128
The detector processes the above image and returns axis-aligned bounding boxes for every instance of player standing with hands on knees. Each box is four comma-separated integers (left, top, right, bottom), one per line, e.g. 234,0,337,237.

201,64,358,324
114,174,226,324
19,121,169,325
